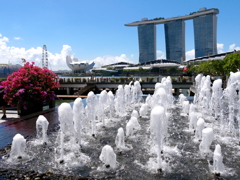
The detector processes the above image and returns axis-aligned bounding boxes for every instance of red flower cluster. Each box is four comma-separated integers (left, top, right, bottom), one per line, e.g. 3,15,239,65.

1,62,60,107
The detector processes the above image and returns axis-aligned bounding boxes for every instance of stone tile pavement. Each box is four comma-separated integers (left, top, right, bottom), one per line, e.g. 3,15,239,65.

0,110,19,123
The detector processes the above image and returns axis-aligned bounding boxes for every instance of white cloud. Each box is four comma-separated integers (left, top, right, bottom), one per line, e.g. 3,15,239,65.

14,37,22,40
92,54,133,67
0,34,73,70
157,50,165,59
48,45,73,69
184,42,238,61
185,49,195,60
0,35,9,45
229,43,240,51
0,34,135,70
217,43,224,53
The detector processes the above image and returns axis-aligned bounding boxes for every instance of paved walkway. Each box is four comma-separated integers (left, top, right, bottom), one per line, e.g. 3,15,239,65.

0,107,59,148
0,110,20,123
57,95,87,99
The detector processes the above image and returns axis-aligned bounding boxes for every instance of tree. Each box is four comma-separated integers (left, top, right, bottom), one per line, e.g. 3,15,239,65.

210,60,225,75
223,53,240,75
186,53,240,76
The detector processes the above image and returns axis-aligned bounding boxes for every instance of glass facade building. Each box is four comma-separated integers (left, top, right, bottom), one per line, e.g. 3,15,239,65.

126,8,219,64
194,14,217,58
164,20,185,64
138,24,156,63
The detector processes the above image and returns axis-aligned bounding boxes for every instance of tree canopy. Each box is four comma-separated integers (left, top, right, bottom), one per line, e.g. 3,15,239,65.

186,53,240,76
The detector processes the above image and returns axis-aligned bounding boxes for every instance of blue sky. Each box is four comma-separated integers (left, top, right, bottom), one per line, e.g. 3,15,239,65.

0,0,240,70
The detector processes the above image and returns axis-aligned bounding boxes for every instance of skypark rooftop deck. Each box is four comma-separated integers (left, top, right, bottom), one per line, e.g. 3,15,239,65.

125,8,219,26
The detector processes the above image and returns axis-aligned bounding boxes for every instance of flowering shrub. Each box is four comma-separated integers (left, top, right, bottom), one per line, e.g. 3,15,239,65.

1,62,60,107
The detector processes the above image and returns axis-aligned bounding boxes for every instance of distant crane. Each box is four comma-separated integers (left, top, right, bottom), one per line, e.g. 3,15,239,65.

42,45,48,68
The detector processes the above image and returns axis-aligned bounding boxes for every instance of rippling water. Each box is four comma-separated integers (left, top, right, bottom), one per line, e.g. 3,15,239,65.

0,102,240,179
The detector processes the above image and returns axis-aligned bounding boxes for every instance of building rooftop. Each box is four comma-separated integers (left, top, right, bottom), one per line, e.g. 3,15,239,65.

138,59,180,66
185,51,234,63
125,8,219,27
102,62,134,68
123,66,151,70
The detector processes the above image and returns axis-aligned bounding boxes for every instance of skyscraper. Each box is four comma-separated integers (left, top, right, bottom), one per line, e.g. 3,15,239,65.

125,8,219,64
164,20,185,63
138,23,156,63
193,13,217,58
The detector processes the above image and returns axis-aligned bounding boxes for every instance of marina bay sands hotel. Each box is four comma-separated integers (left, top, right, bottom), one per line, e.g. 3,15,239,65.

125,8,219,64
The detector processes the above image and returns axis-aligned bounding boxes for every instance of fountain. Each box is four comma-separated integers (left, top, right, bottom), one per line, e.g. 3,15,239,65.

1,77,240,179
124,84,132,110
73,97,84,145
36,115,49,144
114,85,126,117
126,120,134,137
213,144,224,175
86,91,98,136
195,117,205,140
188,111,199,132
131,81,143,105
182,100,190,115
115,127,126,150
129,116,141,131
57,102,76,163
99,90,108,126
139,103,148,117
107,90,114,120
99,145,117,168
178,93,187,106
149,105,168,171
199,127,214,155
8,134,27,161
211,79,222,119
131,109,139,120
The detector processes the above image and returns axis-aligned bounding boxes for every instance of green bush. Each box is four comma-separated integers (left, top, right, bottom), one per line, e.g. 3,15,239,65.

172,78,177,82
119,77,126,82
182,78,187,82
59,78,63,83
110,78,115,82
128,77,134,81
74,78,81,82
67,78,71,83
148,77,154,82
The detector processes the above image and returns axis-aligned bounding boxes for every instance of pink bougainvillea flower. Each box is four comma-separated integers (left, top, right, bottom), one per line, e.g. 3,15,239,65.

18,88,25,94
1,61,60,107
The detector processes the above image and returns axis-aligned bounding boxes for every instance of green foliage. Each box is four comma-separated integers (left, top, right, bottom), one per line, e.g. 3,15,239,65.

119,77,126,82
172,78,177,82
59,78,63,83
182,78,187,82
0,78,6,82
74,78,81,82
139,67,144,72
223,53,240,75
107,67,114,70
67,78,71,82
110,78,115,82
128,77,134,81
167,67,176,72
148,77,154,82
186,53,240,76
